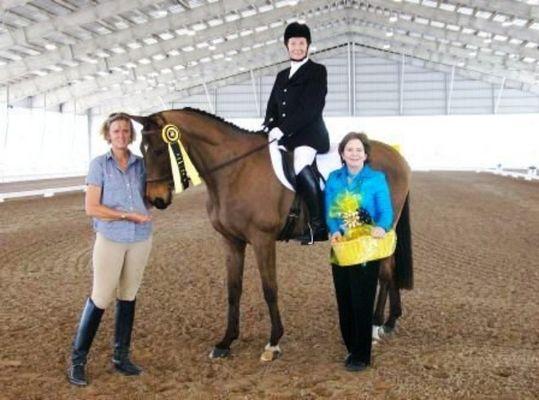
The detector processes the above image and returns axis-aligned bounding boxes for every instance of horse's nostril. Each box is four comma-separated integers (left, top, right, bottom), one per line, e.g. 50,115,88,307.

153,198,167,209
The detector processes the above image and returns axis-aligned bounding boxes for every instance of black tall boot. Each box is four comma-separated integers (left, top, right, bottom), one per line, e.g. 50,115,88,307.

68,297,104,386
296,166,328,245
112,299,142,375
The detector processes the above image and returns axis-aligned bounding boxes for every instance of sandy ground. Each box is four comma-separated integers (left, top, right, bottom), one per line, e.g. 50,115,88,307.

0,171,538,400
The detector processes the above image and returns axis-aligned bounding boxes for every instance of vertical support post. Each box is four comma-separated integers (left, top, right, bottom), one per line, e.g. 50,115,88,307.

0,85,8,181
351,42,356,116
446,65,455,115
347,42,353,116
250,70,260,116
203,82,214,113
494,77,506,114
2,85,8,148
399,53,405,115
87,109,92,162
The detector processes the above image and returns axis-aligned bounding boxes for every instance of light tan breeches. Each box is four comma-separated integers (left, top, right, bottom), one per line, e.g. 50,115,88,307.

90,233,152,309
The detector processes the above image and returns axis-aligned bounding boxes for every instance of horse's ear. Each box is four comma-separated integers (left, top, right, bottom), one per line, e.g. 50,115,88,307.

128,114,149,127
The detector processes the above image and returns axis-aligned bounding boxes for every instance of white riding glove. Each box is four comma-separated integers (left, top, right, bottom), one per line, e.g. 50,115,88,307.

269,127,284,142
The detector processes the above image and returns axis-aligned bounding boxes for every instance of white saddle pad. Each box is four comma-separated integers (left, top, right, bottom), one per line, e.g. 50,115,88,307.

269,141,342,191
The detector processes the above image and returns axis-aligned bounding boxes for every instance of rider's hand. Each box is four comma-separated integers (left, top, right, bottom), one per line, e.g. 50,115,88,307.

269,127,284,142
371,226,386,238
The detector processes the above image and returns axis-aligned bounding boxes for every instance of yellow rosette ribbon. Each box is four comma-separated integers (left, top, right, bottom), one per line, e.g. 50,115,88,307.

161,124,202,193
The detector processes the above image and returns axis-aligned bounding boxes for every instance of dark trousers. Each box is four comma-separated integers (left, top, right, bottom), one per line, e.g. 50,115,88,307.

331,260,380,365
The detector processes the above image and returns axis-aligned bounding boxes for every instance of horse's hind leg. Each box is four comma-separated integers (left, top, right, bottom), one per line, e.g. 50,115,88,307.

252,236,283,361
210,237,246,359
373,281,388,327
385,282,402,333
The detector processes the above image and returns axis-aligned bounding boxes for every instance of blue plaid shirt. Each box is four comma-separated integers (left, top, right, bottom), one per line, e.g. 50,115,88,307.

86,151,152,243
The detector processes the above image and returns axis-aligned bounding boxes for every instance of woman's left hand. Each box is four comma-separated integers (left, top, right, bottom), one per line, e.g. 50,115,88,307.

371,226,386,238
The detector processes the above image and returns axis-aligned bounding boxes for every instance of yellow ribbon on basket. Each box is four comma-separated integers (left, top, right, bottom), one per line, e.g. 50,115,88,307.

330,228,397,266
161,124,202,194
328,191,397,266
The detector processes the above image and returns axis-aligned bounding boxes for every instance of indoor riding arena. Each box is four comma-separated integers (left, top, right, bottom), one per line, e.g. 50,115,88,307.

1,1,539,399
1,171,538,399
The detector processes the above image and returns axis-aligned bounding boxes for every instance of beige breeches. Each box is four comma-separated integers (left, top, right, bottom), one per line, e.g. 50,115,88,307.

90,233,152,309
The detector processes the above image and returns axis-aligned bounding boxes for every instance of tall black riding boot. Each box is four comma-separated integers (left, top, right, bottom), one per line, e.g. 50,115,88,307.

68,297,104,386
112,299,142,375
296,166,328,245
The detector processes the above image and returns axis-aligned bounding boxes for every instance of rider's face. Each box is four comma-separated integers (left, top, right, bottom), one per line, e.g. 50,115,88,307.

286,37,309,61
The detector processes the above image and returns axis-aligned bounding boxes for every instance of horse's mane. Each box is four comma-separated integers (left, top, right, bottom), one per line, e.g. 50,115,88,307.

180,107,266,136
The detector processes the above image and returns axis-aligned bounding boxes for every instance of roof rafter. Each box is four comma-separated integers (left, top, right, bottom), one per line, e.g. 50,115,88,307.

69,20,539,113
0,0,273,83
366,0,539,43
7,0,337,104
0,0,161,51
0,1,32,12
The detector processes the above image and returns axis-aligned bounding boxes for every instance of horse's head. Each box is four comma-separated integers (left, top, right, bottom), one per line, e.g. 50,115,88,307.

129,114,173,210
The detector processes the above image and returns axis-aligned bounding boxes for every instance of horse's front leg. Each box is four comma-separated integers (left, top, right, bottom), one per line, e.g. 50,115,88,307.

252,236,283,362
210,237,246,359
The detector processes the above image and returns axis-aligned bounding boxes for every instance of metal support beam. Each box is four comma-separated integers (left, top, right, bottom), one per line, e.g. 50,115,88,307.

203,82,214,113
250,70,260,117
347,42,353,116
399,53,405,115
494,77,506,114
0,0,158,51
86,109,92,162
446,65,455,115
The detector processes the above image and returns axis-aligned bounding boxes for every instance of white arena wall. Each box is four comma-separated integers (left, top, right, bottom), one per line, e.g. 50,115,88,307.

1,108,538,182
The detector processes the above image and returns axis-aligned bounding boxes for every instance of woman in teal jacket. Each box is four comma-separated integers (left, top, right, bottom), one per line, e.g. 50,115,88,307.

325,132,393,372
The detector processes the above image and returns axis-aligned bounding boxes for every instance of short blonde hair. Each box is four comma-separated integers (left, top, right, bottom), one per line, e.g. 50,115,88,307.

100,112,136,144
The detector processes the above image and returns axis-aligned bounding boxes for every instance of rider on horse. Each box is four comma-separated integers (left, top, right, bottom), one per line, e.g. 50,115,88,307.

263,22,330,245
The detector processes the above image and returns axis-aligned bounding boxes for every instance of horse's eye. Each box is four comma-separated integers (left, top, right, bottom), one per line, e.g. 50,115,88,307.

155,148,166,156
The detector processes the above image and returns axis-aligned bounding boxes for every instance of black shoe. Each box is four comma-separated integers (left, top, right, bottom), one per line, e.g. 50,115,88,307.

345,359,368,372
112,299,142,376
296,166,328,245
68,298,104,386
344,353,352,366
68,364,87,386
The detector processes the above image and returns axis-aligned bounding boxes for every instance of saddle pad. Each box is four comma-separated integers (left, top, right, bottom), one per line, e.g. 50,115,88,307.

269,140,342,191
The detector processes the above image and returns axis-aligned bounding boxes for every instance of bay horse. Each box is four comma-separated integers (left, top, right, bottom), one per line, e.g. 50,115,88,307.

129,108,413,360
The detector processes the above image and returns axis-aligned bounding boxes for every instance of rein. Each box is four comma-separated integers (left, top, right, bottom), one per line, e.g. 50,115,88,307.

205,139,276,175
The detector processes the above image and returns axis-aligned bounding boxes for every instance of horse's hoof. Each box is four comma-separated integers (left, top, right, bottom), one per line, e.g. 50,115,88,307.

380,325,397,338
260,343,281,362
209,347,230,359
372,325,383,341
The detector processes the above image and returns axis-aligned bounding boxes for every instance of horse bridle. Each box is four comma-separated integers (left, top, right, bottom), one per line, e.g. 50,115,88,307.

140,127,276,184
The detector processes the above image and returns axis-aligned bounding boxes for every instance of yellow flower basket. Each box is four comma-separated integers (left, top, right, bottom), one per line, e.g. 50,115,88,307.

331,229,397,267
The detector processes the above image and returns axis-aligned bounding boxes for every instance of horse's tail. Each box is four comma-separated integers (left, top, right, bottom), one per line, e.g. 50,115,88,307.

395,194,413,290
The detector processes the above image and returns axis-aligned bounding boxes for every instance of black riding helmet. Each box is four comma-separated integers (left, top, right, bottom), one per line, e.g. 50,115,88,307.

283,22,311,46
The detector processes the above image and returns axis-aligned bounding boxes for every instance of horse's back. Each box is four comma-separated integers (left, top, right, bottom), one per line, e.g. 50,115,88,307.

369,141,411,217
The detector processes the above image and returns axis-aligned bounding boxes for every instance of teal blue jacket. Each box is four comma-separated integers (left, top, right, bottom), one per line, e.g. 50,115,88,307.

325,164,394,235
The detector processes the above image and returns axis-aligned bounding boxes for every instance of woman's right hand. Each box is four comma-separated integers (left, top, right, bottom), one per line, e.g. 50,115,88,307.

330,232,342,244
127,212,152,223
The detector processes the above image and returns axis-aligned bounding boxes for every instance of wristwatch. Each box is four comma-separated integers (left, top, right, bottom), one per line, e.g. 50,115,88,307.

120,213,127,220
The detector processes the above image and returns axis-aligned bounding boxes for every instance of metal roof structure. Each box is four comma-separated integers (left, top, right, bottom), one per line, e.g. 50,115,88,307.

1,0,538,115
